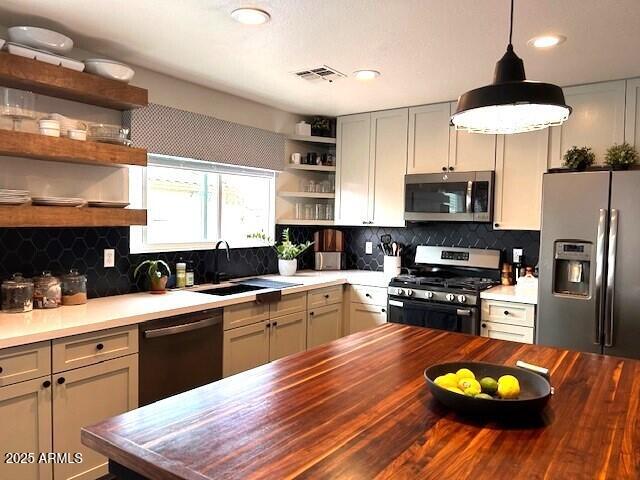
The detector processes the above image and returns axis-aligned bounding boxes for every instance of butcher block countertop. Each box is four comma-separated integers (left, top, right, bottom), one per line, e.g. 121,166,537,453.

81,324,640,480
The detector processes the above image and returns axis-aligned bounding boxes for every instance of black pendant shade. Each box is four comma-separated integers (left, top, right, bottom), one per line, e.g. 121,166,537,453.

451,2,571,134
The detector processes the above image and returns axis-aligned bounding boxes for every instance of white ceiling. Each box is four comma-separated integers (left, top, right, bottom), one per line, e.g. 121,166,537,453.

2,0,640,116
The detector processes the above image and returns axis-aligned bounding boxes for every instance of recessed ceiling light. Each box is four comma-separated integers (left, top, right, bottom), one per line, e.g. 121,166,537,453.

528,34,566,49
231,7,271,25
353,70,381,81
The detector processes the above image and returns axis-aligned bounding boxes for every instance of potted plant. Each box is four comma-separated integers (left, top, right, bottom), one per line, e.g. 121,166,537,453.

605,142,638,169
248,228,313,276
310,116,334,137
563,146,595,171
134,260,171,294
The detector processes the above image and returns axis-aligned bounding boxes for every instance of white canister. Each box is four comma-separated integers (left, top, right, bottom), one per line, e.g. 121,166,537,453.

278,259,297,276
383,255,401,277
38,119,60,137
291,152,301,164
295,121,311,136
67,129,87,141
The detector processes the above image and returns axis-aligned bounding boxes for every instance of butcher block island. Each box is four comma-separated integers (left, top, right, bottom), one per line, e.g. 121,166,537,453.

81,324,640,480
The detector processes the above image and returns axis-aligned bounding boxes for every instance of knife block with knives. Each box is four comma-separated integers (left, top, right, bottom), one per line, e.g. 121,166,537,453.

314,229,345,270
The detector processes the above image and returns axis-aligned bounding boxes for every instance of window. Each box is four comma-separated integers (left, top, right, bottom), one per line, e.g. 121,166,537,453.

130,154,275,253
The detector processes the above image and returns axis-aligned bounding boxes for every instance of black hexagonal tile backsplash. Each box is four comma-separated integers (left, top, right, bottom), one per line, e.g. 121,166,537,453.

0,223,538,298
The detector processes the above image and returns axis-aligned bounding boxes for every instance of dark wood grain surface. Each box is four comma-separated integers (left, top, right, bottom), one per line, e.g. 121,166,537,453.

82,324,640,479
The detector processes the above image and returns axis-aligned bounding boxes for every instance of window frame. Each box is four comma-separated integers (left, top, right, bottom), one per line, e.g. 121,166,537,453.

130,154,276,254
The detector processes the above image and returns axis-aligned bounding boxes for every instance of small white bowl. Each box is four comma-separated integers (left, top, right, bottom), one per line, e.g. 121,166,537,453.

40,127,60,137
67,129,86,141
8,26,73,53
39,119,60,137
84,59,135,83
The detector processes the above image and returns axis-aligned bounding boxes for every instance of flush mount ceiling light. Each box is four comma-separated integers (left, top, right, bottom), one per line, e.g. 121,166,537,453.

231,7,271,25
528,34,567,49
353,69,381,81
450,0,571,134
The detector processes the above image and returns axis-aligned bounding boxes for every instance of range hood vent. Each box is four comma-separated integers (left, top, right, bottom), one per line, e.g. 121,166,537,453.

293,65,346,83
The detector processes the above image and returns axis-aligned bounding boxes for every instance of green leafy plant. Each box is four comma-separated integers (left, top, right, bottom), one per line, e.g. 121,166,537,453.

563,146,595,170
605,142,638,168
310,116,331,136
248,228,313,260
134,260,171,281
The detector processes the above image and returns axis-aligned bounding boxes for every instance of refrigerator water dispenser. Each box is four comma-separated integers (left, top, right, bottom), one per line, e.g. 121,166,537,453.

553,241,592,297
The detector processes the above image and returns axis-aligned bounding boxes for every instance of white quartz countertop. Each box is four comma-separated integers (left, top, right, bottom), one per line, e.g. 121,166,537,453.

0,270,389,349
480,284,538,305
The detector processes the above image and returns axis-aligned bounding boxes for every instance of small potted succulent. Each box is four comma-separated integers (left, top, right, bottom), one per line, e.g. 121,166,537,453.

134,260,171,294
605,142,638,170
563,146,595,171
248,228,313,276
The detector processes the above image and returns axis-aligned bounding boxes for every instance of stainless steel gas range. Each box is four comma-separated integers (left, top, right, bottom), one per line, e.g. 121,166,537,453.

387,246,501,335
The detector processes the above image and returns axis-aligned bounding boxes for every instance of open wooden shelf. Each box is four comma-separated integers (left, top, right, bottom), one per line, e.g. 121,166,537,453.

277,219,334,226
286,134,336,145
0,206,147,227
286,164,336,172
280,191,335,199
0,51,148,110
0,129,147,167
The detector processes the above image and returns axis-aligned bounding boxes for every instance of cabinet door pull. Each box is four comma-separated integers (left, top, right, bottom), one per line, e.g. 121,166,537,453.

272,321,278,327
442,166,447,172
494,223,500,228
365,293,371,298
57,377,66,385
482,323,487,328
309,311,315,316
381,308,386,313
449,166,455,171
503,310,510,316
0,366,3,374
96,343,104,351
42,380,51,388
324,294,330,299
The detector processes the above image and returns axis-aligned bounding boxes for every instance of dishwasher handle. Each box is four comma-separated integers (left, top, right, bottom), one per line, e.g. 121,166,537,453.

143,317,221,339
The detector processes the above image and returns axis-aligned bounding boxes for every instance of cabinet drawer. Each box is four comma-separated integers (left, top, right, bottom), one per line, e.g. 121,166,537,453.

224,301,269,330
0,342,51,386
481,321,534,344
481,300,535,327
350,285,387,307
308,286,343,309
270,292,307,318
52,326,138,372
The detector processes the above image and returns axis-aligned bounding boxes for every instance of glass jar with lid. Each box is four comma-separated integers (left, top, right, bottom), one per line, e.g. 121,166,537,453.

1,273,34,313
61,270,87,306
33,271,61,309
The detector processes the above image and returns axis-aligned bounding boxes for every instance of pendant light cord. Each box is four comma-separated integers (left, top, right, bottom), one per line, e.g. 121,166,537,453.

508,0,514,46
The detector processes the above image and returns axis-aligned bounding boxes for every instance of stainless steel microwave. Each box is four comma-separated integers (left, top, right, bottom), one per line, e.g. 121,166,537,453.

404,171,494,223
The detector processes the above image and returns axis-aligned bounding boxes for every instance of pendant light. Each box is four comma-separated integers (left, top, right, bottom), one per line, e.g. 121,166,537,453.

450,0,571,134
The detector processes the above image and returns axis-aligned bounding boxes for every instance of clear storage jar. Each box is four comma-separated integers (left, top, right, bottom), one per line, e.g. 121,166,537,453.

33,271,61,309
61,270,87,306
1,274,33,313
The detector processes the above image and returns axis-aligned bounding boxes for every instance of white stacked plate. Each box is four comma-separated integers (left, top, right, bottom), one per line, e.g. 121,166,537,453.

31,196,86,207
0,189,30,205
87,200,129,208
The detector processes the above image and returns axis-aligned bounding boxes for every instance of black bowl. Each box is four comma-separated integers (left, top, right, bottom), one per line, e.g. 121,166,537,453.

424,361,552,416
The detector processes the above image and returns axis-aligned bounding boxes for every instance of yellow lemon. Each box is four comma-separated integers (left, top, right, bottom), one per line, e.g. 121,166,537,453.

434,373,459,389
458,378,482,396
456,368,476,380
497,374,521,399
446,386,465,395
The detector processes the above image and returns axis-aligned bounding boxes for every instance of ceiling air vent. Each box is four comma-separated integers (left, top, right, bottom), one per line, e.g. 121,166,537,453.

293,65,346,83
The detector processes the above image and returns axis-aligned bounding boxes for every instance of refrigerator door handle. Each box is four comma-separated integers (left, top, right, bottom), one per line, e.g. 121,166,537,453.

594,208,608,345
604,209,619,347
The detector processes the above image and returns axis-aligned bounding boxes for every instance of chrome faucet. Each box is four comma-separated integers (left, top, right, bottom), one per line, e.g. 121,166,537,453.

211,240,230,284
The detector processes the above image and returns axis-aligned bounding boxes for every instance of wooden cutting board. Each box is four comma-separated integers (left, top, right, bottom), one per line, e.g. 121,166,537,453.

314,229,344,252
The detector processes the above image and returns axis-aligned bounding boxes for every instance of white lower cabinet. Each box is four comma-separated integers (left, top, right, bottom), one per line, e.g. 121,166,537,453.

481,321,534,344
52,354,138,480
223,320,270,377
348,303,387,334
0,377,52,480
307,303,343,349
269,311,307,362
481,299,536,344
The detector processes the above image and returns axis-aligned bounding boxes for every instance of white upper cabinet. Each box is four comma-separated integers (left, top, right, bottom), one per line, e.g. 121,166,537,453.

370,108,408,227
448,102,497,172
625,78,640,149
494,129,549,230
407,103,451,173
548,80,626,168
336,113,371,225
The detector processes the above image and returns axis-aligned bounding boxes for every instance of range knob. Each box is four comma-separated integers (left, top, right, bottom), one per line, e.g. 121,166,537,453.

405,289,414,297
457,295,467,304
445,293,455,302
425,291,434,299
395,288,404,296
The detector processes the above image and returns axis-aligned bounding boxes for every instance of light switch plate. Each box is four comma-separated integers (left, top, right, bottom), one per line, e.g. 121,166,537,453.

365,241,373,255
104,249,115,268
513,248,523,263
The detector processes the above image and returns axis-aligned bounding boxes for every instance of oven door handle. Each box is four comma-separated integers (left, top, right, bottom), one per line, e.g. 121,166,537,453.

456,308,473,317
143,317,221,338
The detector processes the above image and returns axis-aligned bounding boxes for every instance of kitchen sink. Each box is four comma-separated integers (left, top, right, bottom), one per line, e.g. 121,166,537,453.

198,283,267,296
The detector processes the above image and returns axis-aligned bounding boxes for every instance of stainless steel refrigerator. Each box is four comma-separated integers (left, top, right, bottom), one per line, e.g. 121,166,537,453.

537,170,640,359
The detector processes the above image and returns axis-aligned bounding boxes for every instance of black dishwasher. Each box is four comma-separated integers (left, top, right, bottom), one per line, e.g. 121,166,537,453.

138,308,223,406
